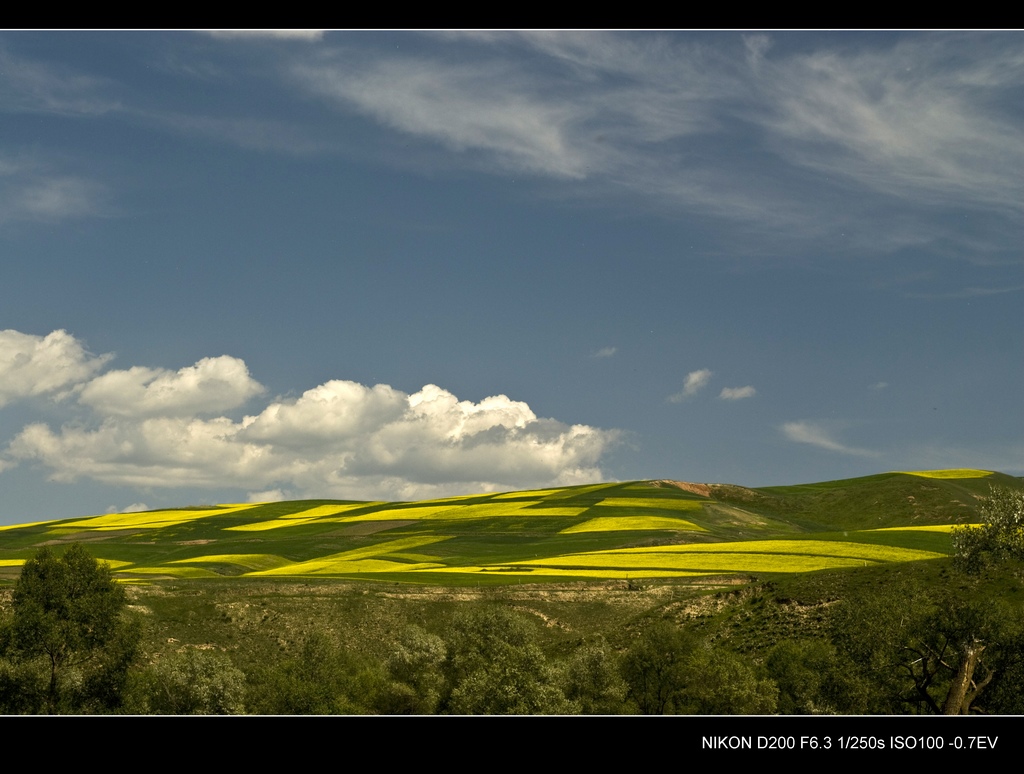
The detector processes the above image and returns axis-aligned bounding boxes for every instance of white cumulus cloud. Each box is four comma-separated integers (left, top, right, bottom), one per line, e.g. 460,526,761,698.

719,386,756,400
241,380,406,447
0,329,111,407
668,368,713,403
248,489,288,503
6,365,619,501
78,355,265,417
106,502,149,514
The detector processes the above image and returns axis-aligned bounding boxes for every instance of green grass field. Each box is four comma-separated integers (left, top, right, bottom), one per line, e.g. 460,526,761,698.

0,470,1019,585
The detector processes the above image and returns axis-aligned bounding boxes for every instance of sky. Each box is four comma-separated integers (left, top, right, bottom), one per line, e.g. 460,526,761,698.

0,30,1021,525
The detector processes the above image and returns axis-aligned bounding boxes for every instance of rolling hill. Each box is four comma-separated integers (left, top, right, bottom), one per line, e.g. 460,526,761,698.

1,468,1018,586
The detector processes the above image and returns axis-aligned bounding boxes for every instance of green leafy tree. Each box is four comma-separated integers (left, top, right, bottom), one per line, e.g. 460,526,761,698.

619,620,694,714
247,629,381,714
679,644,778,715
952,486,1024,574
441,607,571,715
6,543,140,713
766,638,868,714
562,636,627,714
831,584,1019,715
377,624,447,714
621,621,777,715
135,648,246,714
0,652,47,714
977,628,1024,714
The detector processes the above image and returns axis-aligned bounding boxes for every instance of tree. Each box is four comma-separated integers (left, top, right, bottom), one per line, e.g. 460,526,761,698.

378,624,447,714
952,486,1024,574
620,620,778,715
830,583,1020,715
562,636,627,714
619,620,694,714
766,638,868,714
135,648,246,715
7,543,140,713
680,645,778,715
247,629,365,714
441,607,571,714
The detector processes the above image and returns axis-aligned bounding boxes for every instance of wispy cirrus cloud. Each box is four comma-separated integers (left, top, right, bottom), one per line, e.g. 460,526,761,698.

758,35,1024,215
0,158,108,224
279,32,1024,257
205,30,327,41
781,420,878,457
905,283,1024,299
0,45,120,116
143,112,337,156
6,33,1023,257
291,54,592,179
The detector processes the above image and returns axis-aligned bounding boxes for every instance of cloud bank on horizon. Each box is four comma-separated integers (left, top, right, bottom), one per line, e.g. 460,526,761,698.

0,329,618,502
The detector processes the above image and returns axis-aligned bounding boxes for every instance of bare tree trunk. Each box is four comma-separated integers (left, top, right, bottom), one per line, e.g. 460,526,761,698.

943,642,984,715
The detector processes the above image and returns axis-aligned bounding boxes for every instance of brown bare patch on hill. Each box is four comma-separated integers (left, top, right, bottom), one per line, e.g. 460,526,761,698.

652,480,713,497
710,484,768,503
655,481,770,511
652,480,766,501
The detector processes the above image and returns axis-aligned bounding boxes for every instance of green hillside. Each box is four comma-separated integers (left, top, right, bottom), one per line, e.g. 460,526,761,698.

2,469,1018,586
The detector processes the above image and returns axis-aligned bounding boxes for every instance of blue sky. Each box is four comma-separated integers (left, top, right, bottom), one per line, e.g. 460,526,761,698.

0,30,1021,524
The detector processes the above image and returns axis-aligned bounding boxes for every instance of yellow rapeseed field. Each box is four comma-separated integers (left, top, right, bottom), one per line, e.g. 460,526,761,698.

514,553,877,573
57,504,259,531
508,539,944,575
248,536,449,576
167,553,293,572
225,503,379,531
595,497,703,510
896,469,993,479
560,516,706,534
417,566,708,579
